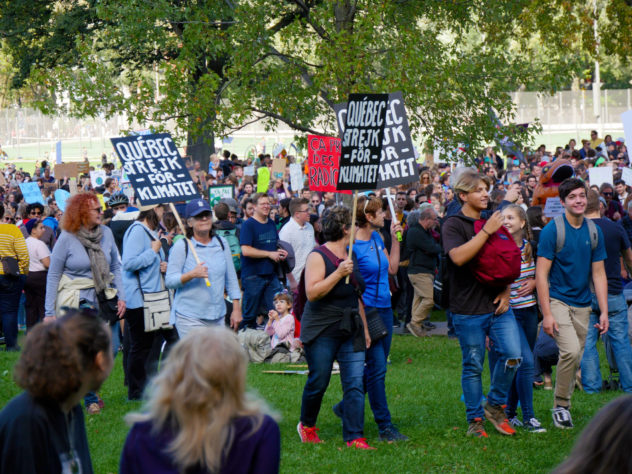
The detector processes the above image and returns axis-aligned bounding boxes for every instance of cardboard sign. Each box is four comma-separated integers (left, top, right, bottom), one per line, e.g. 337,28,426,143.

543,197,565,217
54,189,71,212
208,185,234,206
42,182,58,195
337,93,388,190
77,162,90,175
110,133,200,205
588,167,613,189
90,170,107,188
271,158,286,180
54,163,79,179
19,182,46,205
307,135,351,194
257,167,270,193
289,163,303,191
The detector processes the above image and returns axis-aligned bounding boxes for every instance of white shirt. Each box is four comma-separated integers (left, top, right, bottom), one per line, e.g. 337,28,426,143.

26,236,50,272
279,217,316,281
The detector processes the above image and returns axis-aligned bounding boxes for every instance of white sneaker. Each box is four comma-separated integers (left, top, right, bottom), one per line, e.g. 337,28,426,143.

524,418,547,433
508,416,523,428
552,407,574,429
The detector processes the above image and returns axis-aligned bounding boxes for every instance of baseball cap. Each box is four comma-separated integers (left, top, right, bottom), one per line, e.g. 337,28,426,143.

186,198,212,218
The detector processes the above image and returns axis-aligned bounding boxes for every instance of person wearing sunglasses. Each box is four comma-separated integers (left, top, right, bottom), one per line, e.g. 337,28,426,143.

599,183,623,221
166,199,242,339
44,193,126,415
19,203,56,250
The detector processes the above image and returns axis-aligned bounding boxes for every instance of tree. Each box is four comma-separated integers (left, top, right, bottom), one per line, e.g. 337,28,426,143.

2,1,630,164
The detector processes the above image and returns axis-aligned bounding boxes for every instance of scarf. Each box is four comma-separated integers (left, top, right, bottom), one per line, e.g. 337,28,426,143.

75,225,111,294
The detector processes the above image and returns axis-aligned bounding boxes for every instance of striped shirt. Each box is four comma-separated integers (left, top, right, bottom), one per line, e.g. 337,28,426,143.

0,223,29,275
509,239,536,308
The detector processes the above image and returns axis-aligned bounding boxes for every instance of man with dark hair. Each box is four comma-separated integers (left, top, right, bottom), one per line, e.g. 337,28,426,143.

21,203,55,250
278,198,291,229
536,178,608,429
580,190,632,395
214,201,241,276
600,183,623,221
239,193,287,329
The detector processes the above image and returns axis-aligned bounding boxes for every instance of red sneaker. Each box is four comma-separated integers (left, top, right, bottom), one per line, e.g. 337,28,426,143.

346,438,376,450
297,422,323,443
466,418,489,438
483,402,516,436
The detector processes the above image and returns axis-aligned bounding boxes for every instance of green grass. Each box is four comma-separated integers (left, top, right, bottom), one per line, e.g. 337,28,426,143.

0,332,623,473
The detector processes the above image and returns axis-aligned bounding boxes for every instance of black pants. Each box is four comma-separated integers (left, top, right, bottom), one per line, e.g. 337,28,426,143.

24,270,47,330
125,307,156,400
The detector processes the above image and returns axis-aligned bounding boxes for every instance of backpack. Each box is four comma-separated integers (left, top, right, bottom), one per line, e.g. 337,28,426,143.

471,219,521,287
553,215,598,253
214,228,241,272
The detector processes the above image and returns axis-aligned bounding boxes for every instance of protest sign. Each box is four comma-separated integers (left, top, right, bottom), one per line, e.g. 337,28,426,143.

337,93,388,191
208,185,234,206
110,133,200,205
54,163,79,179
244,165,255,176
43,182,58,196
543,197,565,217
622,167,632,187
335,92,417,188
257,167,270,193
289,163,303,192
588,167,613,189
97,194,107,210
77,162,90,175
90,170,106,188
307,135,351,194
19,183,45,205
55,189,71,212
271,158,285,180
623,110,632,152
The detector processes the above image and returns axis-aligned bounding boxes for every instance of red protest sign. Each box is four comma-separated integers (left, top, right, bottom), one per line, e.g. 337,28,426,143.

307,135,351,194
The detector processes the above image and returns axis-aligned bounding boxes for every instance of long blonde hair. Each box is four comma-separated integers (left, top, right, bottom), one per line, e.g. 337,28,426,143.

126,327,271,472
503,204,534,261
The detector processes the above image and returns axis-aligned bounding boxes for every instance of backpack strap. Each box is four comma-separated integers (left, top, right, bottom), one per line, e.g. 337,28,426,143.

554,215,565,253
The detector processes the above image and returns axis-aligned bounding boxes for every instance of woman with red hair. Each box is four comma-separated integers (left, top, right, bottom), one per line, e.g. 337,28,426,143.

44,193,126,415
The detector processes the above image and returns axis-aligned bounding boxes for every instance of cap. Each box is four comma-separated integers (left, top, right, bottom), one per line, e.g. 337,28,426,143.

186,198,212,218
219,197,239,213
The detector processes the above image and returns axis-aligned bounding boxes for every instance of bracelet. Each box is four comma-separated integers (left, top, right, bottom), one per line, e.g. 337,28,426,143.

482,228,491,236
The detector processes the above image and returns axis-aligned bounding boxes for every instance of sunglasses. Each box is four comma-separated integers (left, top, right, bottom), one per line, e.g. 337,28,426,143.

30,211,42,216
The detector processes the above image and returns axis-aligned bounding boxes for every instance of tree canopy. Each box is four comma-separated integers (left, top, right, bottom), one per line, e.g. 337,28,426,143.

0,0,630,164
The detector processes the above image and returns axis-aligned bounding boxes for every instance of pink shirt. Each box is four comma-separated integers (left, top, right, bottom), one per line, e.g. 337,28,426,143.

265,314,296,349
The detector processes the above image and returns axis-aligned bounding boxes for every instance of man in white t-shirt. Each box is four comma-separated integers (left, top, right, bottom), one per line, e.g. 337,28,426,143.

279,198,316,294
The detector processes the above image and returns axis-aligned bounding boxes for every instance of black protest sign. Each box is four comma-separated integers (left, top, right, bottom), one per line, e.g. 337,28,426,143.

337,93,388,191
110,133,200,205
334,91,418,188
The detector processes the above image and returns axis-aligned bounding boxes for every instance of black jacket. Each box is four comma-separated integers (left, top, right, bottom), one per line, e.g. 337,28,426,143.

406,220,441,275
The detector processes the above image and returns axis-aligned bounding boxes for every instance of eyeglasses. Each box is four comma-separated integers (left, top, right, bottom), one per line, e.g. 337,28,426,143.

311,199,320,204
29,211,42,216
602,192,613,196
91,207,103,213
193,212,212,220
296,209,309,214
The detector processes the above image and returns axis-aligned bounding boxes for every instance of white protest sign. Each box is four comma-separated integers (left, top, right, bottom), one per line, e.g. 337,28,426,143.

90,170,106,188
243,165,255,176
588,167,613,189
289,163,303,191
208,185,234,206
621,167,632,187
110,133,200,205
622,110,632,151
543,197,565,217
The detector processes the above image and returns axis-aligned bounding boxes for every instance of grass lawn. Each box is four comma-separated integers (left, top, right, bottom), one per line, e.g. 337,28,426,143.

0,331,622,473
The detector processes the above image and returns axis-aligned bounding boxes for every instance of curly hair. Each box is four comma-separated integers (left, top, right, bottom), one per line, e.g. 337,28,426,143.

126,327,272,473
13,310,110,403
61,193,99,233
320,205,351,242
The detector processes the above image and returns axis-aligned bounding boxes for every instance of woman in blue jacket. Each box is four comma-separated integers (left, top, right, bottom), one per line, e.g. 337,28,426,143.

166,199,242,339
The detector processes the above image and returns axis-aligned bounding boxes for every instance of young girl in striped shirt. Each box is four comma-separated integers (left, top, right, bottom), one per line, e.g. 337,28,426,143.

497,204,546,432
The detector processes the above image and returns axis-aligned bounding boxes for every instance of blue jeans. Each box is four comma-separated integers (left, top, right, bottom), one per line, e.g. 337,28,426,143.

336,307,394,431
240,274,283,329
453,310,522,422
0,275,26,349
581,293,632,393
489,306,538,420
301,336,366,441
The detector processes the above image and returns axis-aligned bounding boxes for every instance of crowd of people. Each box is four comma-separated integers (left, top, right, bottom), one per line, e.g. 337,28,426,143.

0,130,632,471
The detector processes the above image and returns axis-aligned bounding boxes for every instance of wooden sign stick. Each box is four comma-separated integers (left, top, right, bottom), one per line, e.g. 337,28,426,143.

345,190,358,284
168,202,211,287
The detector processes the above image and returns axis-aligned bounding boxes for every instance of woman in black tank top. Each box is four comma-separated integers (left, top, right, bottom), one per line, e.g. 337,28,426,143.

297,206,374,449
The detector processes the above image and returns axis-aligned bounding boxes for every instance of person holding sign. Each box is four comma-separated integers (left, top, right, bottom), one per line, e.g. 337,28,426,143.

165,199,242,339
239,193,286,329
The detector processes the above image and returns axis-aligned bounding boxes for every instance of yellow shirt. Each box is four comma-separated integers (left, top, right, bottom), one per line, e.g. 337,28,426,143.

0,223,29,274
